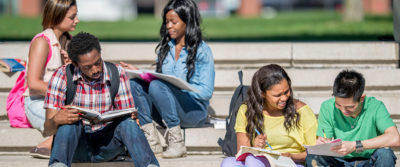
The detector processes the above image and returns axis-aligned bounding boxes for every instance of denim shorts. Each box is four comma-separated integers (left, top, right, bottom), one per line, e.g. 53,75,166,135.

24,96,46,132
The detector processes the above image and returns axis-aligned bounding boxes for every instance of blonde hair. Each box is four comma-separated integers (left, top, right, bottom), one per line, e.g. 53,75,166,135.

41,0,76,30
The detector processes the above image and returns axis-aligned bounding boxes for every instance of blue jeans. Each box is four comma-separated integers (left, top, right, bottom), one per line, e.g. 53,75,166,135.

49,116,159,167
305,148,396,167
130,79,208,128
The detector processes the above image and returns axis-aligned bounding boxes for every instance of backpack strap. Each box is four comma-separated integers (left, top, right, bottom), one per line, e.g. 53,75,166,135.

65,62,120,106
238,70,243,86
65,64,76,105
105,61,120,106
227,70,244,121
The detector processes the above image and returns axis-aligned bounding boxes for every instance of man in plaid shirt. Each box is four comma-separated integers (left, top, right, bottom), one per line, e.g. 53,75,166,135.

43,32,159,167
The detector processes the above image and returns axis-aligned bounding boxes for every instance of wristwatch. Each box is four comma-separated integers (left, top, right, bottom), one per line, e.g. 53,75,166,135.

355,140,363,153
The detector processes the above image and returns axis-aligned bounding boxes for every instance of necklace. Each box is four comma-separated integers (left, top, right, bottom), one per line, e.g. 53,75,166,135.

350,117,359,129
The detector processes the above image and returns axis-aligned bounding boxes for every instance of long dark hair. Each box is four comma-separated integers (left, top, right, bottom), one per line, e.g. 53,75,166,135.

245,64,300,145
155,0,202,81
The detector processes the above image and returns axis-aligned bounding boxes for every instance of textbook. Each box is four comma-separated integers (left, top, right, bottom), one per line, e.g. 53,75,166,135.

236,146,296,167
304,139,343,157
69,106,137,123
125,69,199,92
0,58,25,72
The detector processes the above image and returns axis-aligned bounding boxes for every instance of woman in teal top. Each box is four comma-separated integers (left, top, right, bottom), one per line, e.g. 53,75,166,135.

122,0,215,158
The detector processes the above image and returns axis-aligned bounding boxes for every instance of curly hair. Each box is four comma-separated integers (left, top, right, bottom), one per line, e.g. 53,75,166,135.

245,64,300,145
67,32,101,63
155,0,202,81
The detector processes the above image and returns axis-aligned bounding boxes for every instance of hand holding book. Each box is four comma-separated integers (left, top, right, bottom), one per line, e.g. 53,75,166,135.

68,106,138,123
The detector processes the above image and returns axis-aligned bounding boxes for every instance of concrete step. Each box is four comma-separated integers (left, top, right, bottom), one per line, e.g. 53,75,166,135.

1,152,400,167
1,68,400,118
0,42,398,68
0,152,224,167
1,119,400,151
0,120,225,153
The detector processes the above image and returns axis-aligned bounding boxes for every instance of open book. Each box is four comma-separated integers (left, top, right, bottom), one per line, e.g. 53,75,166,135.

0,58,25,72
69,106,137,123
125,69,199,92
304,139,343,157
236,146,296,167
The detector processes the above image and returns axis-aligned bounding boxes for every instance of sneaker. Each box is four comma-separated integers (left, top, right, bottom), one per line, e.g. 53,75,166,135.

29,147,50,159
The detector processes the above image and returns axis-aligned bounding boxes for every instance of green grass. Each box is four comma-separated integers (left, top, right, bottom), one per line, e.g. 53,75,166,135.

0,10,393,41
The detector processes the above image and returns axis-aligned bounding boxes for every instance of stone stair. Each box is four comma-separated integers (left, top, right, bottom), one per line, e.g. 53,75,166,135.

0,41,399,166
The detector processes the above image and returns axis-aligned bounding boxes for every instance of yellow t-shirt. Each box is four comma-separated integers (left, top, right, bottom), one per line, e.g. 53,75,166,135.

234,104,318,154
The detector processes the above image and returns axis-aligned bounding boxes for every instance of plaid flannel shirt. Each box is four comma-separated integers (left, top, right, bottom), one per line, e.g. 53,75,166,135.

44,62,134,132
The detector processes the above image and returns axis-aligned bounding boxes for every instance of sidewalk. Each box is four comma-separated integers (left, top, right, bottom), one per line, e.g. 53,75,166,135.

0,152,224,167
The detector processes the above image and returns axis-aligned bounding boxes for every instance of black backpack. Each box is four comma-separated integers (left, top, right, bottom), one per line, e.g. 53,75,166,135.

218,71,249,156
65,62,120,105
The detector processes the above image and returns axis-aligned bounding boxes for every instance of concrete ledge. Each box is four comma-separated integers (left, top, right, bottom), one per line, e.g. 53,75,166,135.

292,42,399,68
1,42,398,68
215,68,400,89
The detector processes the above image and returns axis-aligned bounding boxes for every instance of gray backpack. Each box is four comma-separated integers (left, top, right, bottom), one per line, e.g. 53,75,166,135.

218,71,249,156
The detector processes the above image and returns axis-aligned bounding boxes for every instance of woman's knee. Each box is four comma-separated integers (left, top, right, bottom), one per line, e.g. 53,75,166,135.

148,80,169,95
221,157,243,167
129,78,147,95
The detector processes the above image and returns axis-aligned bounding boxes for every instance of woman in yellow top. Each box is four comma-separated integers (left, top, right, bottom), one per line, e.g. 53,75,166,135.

221,64,317,167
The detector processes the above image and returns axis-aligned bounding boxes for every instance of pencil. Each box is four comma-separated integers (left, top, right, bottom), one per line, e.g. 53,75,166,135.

254,128,273,150
322,129,327,138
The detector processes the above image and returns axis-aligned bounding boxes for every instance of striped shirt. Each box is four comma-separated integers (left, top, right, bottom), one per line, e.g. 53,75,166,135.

44,62,134,132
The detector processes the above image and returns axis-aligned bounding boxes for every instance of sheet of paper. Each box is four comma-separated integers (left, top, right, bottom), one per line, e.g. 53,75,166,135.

125,69,199,92
304,139,343,157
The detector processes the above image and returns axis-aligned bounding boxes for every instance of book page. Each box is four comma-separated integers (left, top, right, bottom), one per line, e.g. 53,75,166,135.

125,69,199,92
69,106,137,122
100,108,137,122
304,139,343,157
125,69,144,79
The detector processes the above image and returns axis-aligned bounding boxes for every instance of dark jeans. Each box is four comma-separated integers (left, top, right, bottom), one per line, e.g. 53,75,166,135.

306,148,396,167
129,78,208,128
49,116,159,167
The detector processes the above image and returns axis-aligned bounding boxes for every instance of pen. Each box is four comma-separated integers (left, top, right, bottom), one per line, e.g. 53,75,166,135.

254,128,273,150
322,129,327,138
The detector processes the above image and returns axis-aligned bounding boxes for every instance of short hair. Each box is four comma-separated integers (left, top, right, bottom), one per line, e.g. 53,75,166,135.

42,0,76,30
67,32,101,63
332,70,365,102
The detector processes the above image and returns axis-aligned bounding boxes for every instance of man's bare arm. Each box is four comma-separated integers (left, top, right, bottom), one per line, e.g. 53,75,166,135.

43,107,80,136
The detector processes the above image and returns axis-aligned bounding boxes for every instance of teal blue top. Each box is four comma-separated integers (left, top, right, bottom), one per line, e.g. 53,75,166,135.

161,40,215,103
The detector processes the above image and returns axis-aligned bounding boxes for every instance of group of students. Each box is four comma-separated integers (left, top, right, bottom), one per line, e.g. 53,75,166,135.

19,0,400,167
221,66,400,167
24,0,212,167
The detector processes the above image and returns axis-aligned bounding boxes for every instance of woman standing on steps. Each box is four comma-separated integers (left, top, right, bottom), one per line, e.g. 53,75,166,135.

25,0,79,159
121,0,215,158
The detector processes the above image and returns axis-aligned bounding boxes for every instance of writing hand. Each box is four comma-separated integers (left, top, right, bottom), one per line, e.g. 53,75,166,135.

331,141,356,156
254,134,267,148
317,136,332,144
53,105,80,125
